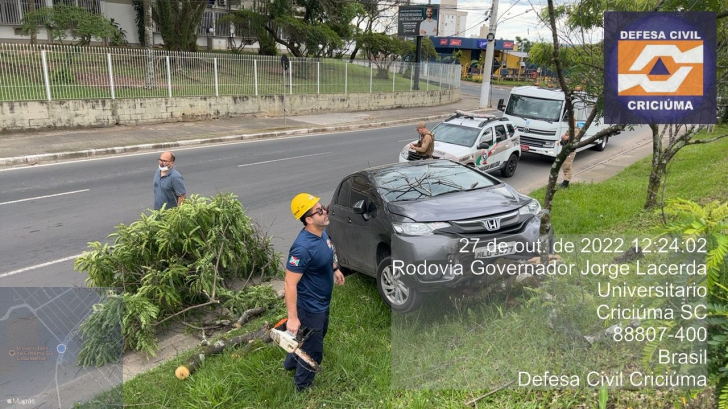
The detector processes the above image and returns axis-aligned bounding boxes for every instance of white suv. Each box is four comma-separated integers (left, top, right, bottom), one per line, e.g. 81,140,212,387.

399,111,521,178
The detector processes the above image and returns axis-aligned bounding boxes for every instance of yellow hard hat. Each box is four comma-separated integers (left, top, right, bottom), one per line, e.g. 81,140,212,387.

291,193,320,219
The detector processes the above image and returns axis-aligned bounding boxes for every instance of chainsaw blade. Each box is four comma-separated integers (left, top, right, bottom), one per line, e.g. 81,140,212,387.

293,348,321,372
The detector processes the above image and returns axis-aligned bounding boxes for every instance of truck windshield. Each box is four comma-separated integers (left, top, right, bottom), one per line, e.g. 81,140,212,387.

431,123,480,148
505,94,563,122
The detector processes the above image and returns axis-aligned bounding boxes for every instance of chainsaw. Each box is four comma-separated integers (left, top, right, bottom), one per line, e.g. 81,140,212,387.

269,318,321,372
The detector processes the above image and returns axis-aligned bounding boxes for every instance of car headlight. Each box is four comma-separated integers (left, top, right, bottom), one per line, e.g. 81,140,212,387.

392,222,451,235
518,200,542,216
543,141,555,148
400,148,409,159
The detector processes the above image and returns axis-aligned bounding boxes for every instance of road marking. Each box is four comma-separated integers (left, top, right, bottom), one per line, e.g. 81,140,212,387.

0,122,432,172
0,189,90,206
238,152,331,167
0,254,82,279
398,139,416,142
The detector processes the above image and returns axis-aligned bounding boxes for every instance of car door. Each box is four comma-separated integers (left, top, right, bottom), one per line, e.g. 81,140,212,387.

327,178,358,270
347,175,380,273
475,127,495,170
485,124,512,171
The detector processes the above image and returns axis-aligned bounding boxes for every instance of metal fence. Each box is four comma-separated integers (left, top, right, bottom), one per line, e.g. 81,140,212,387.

0,44,461,102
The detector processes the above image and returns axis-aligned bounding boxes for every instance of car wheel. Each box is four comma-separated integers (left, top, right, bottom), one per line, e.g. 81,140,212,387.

376,256,423,313
592,136,608,151
500,153,518,178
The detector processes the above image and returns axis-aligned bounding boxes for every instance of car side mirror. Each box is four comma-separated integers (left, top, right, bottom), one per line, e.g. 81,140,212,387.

477,141,490,150
497,99,505,111
353,199,371,221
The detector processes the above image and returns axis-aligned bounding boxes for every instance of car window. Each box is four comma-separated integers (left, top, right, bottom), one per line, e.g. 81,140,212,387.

495,125,507,142
431,123,481,147
480,128,493,144
506,124,515,137
374,162,498,202
350,176,370,208
336,178,351,207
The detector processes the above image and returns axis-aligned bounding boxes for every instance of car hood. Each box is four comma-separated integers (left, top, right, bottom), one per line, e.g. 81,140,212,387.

386,183,526,222
402,141,473,161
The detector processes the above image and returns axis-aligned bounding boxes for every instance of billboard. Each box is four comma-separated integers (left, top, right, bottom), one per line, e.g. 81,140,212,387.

398,5,439,37
604,12,716,124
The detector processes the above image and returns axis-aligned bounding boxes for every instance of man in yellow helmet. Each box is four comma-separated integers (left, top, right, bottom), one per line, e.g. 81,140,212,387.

284,193,345,391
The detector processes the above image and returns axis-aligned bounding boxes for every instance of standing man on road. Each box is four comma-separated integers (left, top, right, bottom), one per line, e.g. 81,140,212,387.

410,121,435,159
284,193,345,392
153,151,186,210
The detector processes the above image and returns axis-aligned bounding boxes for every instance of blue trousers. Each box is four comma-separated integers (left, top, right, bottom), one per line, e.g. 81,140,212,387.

283,308,329,390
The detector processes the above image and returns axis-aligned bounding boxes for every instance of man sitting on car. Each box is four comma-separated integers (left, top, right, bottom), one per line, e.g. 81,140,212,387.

410,121,434,159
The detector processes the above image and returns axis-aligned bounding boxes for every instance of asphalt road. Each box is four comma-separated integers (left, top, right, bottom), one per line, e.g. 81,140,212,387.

0,122,650,288
460,81,510,104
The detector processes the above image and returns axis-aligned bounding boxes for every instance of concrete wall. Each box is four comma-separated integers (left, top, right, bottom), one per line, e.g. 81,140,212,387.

0,90,459,132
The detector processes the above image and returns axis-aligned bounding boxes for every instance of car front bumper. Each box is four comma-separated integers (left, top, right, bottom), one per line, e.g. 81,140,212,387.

391,215,545,291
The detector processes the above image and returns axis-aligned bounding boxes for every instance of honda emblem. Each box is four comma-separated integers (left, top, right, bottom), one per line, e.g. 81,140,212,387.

483,218,500,231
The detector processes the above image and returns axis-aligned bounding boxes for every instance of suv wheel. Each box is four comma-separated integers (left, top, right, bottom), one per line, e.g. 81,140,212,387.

592,136,608,151
376,256,423,313
500,153,518,178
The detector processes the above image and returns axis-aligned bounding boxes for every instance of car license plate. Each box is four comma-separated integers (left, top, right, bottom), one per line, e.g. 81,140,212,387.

520,144,530,152
474,242,517,259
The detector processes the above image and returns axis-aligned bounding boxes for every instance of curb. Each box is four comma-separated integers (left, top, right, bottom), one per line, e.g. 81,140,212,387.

0,111,493,167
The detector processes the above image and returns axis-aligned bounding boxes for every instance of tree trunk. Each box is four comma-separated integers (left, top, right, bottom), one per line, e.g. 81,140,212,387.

143,0,155,89
644,124,662,210
349,45,360,62
28,0,36,45
175,326,272,380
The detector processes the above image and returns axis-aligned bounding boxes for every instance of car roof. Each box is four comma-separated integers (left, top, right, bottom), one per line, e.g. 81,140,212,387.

356,159,475,177
438,113,513,129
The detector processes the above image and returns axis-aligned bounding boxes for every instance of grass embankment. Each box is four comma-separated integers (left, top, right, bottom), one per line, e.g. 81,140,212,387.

79,127,727,408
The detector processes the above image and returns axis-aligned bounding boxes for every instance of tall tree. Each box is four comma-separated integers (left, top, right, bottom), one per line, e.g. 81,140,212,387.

152,0,207,51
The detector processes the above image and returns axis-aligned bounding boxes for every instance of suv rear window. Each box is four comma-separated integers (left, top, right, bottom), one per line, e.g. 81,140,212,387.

431,123,480,148
374,162,497,202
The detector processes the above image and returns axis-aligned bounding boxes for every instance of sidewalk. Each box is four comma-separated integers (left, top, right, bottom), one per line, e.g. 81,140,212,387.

0,94,490,167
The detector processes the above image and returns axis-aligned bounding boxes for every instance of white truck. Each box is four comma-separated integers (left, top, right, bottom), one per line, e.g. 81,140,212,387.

497,86,619,157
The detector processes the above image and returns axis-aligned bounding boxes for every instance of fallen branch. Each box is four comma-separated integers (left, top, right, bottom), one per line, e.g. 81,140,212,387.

465,380,516,406
235,306,266,328
175,324,272,380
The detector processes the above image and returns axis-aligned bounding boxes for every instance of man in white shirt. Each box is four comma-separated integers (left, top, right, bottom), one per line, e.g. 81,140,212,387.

419,7,437,36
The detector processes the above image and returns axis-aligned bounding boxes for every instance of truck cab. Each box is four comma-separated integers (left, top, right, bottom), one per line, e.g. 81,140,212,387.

498,86,618,157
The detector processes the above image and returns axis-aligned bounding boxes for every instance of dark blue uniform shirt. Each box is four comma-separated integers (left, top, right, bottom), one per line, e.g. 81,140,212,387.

286,230,335,313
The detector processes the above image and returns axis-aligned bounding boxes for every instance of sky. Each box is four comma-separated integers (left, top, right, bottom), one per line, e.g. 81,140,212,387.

430,0,557,42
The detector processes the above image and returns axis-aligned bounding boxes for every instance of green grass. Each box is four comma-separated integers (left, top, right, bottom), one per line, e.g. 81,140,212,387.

0,57,451,101
76,126,726,408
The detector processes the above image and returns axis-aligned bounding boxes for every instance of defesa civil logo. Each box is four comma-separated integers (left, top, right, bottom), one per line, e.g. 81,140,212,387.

605,12,716,124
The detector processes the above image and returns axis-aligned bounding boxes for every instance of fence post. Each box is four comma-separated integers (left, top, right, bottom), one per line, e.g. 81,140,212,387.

317,61,320,94
166,56,172,98
107,53,115,100
392,64,396,92
289,61,293,95
425,63,429,91
41,50,51,101
410,63,414,91
254,60,258,96
345,61,348,94
370,63,373,93
214,58,219,97
439,65,443,89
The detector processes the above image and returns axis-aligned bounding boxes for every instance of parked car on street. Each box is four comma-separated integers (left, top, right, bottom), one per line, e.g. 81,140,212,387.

399,111,521,178
326,160,547,313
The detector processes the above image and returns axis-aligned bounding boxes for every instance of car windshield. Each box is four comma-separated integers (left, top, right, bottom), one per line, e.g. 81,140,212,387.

505,94,563,122
374,162,498,202
431,123,481,148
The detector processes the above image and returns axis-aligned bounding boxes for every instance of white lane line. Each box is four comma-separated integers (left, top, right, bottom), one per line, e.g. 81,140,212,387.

238,152,331,167
0,254,82,279
398,139,416,142
0,189,90,206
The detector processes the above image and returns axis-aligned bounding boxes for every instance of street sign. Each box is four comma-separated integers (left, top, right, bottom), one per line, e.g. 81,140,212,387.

280,55,289,71
487,33,495,42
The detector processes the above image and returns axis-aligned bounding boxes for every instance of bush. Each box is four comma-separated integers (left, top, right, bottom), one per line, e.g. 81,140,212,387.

74,193,283,361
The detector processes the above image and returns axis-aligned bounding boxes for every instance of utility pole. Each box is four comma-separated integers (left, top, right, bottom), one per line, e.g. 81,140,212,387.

479,0,499,108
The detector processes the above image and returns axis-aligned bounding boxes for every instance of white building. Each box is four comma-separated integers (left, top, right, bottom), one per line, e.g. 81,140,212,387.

0,0,261,50
438,0,467,37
